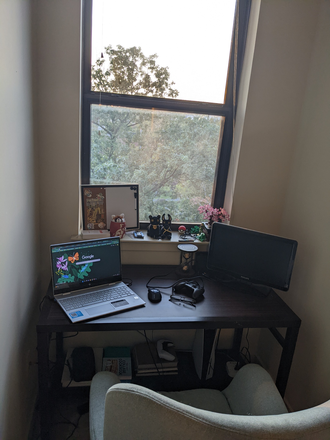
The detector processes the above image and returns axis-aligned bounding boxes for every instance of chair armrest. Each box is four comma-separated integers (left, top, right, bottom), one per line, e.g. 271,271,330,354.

222,363,288,415
90,372,121,440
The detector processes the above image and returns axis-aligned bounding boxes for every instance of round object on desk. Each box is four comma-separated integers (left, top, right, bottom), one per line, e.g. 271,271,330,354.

176,244,198,277
177,244,198,253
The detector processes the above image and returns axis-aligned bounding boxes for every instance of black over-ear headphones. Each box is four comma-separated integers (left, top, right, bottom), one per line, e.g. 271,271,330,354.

172,278,205,302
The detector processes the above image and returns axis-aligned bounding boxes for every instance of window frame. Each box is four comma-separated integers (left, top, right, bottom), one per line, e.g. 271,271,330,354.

81,0,251,224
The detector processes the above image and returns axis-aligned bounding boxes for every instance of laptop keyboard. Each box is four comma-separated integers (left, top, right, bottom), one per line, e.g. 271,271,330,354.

59,284,134,311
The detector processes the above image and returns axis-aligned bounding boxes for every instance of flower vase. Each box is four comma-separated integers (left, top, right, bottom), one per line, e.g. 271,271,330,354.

202,222,212,241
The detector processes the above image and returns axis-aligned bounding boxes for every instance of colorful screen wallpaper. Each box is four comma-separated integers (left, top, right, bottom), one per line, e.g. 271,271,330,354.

51,239,120,289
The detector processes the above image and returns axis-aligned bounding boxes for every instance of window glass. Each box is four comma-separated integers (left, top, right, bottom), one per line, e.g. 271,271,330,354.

91,105,223,222
83,0,250,224
92,0,236,103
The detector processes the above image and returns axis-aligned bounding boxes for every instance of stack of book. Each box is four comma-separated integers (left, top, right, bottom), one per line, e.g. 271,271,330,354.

132,342,178,376
102,346,132,382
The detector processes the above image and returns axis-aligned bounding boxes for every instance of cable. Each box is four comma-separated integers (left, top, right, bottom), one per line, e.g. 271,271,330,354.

123,277,133,287
39,295,54,311
64,414,82,440
136,330,153,342
142,330,163,377
145,271,176,287
147,274,204,290
240,328,251,364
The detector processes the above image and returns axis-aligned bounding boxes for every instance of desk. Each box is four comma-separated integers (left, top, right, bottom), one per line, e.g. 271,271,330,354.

37,265,301,440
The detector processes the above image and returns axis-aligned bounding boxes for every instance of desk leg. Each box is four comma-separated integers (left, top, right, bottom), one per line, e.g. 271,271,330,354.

52,332,64,392
37,331,51,440
275,326,300,397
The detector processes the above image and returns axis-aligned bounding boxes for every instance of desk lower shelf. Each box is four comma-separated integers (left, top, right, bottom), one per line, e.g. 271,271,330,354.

61,348,234,392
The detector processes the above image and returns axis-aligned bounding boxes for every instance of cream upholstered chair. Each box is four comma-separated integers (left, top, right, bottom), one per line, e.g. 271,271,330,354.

89,363,330,440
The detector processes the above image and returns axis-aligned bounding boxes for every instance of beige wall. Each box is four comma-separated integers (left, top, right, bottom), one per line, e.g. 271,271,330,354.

232,0,330,411
232,0,320,233
34,0,81,293
0,1,40,438
278,0,330,410
1,0,329,436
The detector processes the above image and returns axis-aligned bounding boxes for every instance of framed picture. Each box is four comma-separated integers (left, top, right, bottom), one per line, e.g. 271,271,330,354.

82,184,139,230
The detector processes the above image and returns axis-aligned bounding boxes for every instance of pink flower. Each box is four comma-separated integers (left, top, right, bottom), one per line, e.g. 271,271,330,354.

198,204,230,224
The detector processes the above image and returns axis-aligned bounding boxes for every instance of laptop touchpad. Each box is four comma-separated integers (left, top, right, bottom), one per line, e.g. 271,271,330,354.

86,303,115,315
112,299,129,308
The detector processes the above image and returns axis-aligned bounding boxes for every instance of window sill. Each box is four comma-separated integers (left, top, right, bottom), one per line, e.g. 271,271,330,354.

72,231,208,265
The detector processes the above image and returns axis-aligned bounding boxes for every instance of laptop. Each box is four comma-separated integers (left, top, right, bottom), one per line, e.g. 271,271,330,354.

50,237,145,323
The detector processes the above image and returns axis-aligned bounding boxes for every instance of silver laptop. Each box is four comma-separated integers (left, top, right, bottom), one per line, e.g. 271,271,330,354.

50,237,145,323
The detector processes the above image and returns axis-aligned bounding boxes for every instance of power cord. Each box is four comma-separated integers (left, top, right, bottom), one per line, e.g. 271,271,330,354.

142,330,163,377
123,277,133,287
39,295,54,311
240,328,251,364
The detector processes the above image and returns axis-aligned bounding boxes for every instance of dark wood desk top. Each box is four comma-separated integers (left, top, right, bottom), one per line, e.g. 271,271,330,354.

37,265,301,333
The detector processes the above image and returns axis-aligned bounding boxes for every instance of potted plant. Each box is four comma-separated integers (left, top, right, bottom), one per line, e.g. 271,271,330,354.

198,204,230,240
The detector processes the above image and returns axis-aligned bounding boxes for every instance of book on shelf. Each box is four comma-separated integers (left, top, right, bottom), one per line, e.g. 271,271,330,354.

102,346,132,382
132,342,178,372
135,366,178,373
136,369,178,376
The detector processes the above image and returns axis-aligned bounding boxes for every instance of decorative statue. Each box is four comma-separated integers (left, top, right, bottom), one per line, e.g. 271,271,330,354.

161,214,172,240
147,215,162,239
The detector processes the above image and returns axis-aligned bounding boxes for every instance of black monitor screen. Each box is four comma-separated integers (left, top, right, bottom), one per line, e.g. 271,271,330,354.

207,223,297,291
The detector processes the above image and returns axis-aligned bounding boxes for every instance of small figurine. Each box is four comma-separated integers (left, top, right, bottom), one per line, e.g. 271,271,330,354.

112,213,125,223
178,225,186,236
147,215,162,239
110,213,126,238
161,214,172,240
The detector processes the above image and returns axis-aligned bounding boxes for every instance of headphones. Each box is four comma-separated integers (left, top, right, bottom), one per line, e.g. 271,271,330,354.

172,278,205,303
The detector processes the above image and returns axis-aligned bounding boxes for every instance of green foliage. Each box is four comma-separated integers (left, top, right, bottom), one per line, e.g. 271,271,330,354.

57,274,75,284
77,264,92,279
92,45,179,98
90,46,221,222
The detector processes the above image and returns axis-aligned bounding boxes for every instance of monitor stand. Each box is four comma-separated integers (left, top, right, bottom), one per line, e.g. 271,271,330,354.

202,269,272,297
227,280,272,296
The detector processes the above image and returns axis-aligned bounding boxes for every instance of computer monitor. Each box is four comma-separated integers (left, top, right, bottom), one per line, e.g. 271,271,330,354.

207,222,298,293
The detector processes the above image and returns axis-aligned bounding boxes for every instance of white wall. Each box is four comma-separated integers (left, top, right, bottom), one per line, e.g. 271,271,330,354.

0,1,40,438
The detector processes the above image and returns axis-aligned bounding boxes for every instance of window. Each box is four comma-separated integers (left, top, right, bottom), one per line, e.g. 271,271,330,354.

81,0,251,224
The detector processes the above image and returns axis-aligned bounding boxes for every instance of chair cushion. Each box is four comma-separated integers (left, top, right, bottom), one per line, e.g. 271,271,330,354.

222,363,288,415
160,388,232,414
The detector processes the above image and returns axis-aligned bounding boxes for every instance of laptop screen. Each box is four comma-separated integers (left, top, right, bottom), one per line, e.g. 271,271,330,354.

50,237,122,295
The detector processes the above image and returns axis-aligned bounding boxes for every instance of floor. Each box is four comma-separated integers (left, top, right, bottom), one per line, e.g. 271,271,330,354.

30,351,236,439
30,387,90,440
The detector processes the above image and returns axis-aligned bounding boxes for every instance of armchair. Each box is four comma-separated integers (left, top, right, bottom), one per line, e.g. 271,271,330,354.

90,363,330,440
